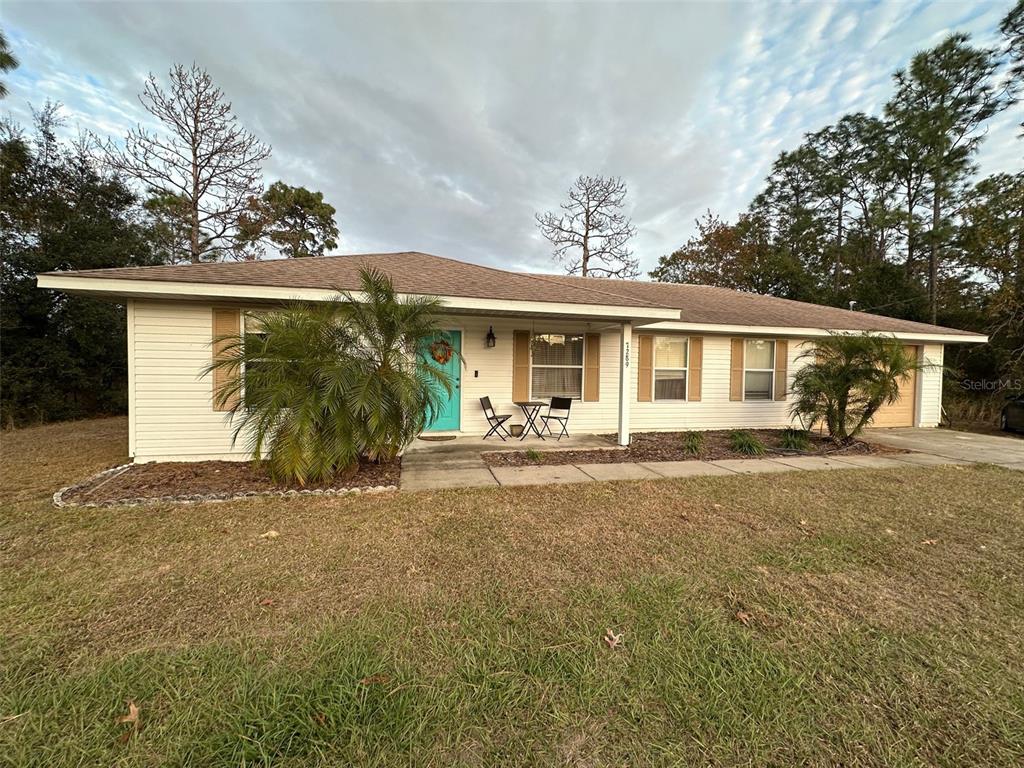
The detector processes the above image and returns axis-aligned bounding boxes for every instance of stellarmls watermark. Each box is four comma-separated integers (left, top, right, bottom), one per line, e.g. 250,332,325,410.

959,377,1024,392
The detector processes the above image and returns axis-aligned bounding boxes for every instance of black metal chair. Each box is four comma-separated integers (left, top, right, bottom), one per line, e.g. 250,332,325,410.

480,396,512,440
540,397,572,440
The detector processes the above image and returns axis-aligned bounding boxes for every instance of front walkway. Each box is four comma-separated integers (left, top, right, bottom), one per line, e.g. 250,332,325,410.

399,432,1014,491
401,433,620,490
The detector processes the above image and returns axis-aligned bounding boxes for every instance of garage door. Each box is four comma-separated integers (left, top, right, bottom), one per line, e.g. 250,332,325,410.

872,345,918,428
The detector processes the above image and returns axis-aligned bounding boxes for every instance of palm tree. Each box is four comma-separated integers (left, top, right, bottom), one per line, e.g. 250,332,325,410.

0,29,19,99
207,267,453,484
789,333,923,443
338,267,456,462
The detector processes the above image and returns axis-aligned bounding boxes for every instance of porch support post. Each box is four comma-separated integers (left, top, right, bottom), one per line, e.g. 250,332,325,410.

618,321,632,446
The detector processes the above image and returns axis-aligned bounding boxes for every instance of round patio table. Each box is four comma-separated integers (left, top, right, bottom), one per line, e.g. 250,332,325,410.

513,400,548,440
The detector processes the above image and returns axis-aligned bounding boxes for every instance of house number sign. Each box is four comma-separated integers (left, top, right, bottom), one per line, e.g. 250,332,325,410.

623,341,630,367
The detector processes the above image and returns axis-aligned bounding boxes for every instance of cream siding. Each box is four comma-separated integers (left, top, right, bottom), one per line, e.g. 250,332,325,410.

126,299,137,458
630,334,810,431
133,300,249,462
435,317,623,437
130,301,950,462
918,343,944,428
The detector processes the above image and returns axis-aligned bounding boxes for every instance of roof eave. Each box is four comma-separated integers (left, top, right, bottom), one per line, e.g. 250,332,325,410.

642,320,987,344
36,274,682,322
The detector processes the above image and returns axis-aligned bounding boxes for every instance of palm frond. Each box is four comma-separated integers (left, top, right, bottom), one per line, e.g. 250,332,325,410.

790,332,924,443
202,268,450,482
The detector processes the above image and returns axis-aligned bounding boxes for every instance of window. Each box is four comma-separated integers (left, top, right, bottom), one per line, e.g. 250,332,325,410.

744,339,775,400
531,333,583,399
243,313,269,405
654,337,687,400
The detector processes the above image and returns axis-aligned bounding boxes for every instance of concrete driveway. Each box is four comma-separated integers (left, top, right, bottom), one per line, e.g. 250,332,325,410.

866,428,1024,471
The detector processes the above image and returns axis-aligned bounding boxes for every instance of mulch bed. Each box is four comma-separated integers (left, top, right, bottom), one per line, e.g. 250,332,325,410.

62,457,401,505
483,430,901,467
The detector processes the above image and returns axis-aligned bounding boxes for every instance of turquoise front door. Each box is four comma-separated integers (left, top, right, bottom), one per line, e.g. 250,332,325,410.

422,330,461,431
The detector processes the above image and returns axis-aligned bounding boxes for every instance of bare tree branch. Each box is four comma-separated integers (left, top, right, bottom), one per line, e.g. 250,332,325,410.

106,63,271,262
535,174,639,278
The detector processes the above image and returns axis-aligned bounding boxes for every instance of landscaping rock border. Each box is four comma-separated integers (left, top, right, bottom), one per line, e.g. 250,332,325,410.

52,463,397,509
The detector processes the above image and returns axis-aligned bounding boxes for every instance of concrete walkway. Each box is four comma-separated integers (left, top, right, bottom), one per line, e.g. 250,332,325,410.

400,433,621,491
865,427,1024,471
399,434,1012,491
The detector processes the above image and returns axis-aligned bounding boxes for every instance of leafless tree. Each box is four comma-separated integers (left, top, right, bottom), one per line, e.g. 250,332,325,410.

535,175,639,278
107,64,271,262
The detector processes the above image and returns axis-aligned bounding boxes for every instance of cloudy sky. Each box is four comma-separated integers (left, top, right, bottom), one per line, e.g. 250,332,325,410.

3,1,1022,274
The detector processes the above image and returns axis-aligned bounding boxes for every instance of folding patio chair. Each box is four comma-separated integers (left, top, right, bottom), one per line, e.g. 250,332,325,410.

480,396,512,441
540,397,572,440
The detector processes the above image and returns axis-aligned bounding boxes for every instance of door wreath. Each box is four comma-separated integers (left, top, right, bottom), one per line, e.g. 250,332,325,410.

428,338,453,365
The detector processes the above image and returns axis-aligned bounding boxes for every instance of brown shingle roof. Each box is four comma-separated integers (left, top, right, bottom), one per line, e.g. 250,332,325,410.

46,251,666,310
44,251,982,337
528,273,982,337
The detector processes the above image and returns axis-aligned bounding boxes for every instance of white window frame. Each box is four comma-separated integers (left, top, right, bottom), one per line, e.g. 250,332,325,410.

742,339,775,402
652,336,688,402
530,332,585,401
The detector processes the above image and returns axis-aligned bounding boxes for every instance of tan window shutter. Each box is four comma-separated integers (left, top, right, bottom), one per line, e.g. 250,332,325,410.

729,338,744,401
212,308,241,412
512,330,530,402
687,336,703,401
637,334,654,402
774,339,788,401
583,333,601,402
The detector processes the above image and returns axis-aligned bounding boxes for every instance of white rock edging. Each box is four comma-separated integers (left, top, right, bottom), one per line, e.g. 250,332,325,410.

52,464,397,508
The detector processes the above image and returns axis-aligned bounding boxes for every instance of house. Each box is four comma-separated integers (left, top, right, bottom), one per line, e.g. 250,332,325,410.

38,251,987,463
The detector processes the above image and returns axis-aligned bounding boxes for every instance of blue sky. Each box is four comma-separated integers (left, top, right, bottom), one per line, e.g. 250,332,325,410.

3,1,1022,273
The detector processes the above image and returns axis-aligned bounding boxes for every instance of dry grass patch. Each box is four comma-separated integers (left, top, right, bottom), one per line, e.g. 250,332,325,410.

1,417,127,503
2,418,1024,765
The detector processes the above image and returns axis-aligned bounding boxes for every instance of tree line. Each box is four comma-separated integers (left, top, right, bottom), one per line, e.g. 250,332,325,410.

1,55,340,424
652,1,1024,395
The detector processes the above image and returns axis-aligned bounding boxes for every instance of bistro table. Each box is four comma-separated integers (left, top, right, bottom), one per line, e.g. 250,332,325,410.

513,400,548,440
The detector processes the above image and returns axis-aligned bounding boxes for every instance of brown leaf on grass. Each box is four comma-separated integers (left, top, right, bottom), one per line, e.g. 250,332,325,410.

115,700,139,726
921,539,938,546
311,712,327,726
602,629,623,649
359,673,391,686
258,529,279,539
114,699,140,743
735,610,753,626
258,598,274,606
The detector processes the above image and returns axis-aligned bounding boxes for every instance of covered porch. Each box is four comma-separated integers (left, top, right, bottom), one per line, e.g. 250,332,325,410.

419,306,675,448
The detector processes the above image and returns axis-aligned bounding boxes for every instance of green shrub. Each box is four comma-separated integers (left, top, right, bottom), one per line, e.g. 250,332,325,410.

729,430,767,456
525,448,544,463
205,267,453,485
780,428,811,451
789,332,921,444
681,431,705,456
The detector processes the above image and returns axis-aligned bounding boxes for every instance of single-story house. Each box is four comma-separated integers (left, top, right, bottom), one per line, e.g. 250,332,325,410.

38,251,987,463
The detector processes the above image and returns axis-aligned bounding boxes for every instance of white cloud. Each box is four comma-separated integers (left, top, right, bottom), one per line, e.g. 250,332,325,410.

3,0,1021,274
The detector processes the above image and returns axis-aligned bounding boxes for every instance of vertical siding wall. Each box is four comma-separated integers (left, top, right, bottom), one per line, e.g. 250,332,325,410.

918,344,944,427
129,300,945,462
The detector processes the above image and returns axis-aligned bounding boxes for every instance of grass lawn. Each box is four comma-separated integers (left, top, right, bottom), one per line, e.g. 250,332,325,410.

2,418,1024,766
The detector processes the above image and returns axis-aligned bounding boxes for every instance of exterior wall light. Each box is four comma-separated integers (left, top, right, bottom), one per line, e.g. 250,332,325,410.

486,326,497,348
